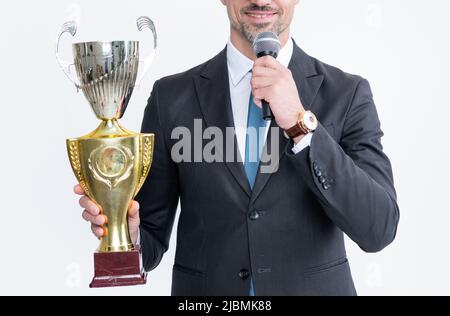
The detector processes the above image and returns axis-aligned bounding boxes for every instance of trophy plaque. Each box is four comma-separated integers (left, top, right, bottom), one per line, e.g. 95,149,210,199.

56,17,157,288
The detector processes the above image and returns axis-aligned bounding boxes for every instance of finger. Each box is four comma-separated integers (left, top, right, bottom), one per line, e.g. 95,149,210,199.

251,76,275,89
74,184,85,196
82,210,105,225
252,87,271,104
81,210,91,222
128,201,140,219
79,196,100,216
252,66,277,78
253,56,282,70
82,210,107,226
91,224,104,239
253,97,263,108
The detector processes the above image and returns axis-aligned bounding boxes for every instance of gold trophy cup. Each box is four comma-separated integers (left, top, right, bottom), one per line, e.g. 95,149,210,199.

56,17,157,288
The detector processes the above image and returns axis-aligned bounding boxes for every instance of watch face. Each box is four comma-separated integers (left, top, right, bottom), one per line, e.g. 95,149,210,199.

303,111,318,131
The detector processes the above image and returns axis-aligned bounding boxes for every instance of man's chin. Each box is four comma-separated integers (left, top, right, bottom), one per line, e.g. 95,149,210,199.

238,22,280,44
245,23,277,38
251,22,273,30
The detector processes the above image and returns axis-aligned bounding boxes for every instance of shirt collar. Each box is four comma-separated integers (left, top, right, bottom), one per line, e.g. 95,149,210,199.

227,37,294,87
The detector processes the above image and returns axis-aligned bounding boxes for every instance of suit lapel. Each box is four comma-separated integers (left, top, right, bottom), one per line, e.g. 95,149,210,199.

194,48,252,198
250,43,324,205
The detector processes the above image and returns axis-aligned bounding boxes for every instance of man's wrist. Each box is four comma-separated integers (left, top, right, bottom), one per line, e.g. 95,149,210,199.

284,110,318,140
282,106,304,129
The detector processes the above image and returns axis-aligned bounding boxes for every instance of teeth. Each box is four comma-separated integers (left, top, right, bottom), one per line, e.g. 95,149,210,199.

248,14,271,18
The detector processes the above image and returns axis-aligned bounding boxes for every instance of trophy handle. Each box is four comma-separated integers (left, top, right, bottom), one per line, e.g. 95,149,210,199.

56,21,80,90
135,16,158,88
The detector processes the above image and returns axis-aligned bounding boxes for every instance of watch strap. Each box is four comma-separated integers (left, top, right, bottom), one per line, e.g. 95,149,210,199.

284,121,308,139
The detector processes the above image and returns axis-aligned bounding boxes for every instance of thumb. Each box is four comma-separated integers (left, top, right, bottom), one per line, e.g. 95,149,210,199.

128,201,140,246
128,201,140,226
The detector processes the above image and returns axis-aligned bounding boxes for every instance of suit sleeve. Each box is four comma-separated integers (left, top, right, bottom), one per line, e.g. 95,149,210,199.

286,79,400,253
135,80,180,271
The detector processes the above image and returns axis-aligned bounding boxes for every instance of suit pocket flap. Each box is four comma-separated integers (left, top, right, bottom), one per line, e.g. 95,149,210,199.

304,257,348,276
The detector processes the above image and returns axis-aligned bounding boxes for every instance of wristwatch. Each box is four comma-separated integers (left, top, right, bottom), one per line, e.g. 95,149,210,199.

284,110,318,139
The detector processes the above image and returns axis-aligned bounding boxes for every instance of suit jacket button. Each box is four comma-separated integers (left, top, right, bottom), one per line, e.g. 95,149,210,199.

313,161,319,170
319,176,327,184
249,210,260,221
323,182,331,190
315,169,323,177
239,269,250,280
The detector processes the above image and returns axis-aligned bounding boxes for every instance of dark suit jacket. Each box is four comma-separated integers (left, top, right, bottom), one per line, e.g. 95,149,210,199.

135,42,400,296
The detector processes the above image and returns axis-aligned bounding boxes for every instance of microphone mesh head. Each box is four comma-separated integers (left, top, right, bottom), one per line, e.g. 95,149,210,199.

252,32,281,56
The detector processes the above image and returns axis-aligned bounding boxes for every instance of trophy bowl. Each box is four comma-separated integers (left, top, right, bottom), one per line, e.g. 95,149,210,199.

73,41,139,120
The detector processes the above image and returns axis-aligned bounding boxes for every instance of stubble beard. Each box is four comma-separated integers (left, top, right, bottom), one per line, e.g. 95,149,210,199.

237,20,286,44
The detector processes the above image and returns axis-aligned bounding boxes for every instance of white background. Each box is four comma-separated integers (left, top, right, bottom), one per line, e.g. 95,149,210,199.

0,0,449,296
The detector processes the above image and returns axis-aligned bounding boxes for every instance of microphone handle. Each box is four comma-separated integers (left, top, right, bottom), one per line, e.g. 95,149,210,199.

262,99,273,121
256,52,278,121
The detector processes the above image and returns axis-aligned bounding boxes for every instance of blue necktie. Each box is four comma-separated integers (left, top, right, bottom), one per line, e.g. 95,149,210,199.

244,95,266,189
244,95,266,296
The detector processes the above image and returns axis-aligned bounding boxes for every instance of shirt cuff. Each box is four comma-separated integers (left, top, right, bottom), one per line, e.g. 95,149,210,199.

291,133,313,154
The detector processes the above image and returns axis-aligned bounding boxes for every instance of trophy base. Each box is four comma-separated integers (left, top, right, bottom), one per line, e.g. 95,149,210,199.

90,247,147,288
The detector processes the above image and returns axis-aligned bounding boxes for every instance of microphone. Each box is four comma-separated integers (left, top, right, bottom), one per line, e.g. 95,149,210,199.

252,32,281,121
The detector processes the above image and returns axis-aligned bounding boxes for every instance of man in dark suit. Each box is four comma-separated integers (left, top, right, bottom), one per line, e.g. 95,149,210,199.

76,0,399,296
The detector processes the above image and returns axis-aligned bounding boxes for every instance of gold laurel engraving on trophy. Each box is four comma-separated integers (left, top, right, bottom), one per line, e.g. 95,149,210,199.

67,140,90,196
136,135,154,194
88,145,135,190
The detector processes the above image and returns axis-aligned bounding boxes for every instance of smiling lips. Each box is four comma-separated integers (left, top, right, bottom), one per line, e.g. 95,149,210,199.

244,10,278,23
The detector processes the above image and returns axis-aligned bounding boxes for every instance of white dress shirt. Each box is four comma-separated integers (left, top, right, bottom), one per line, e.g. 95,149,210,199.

226,38,312,160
